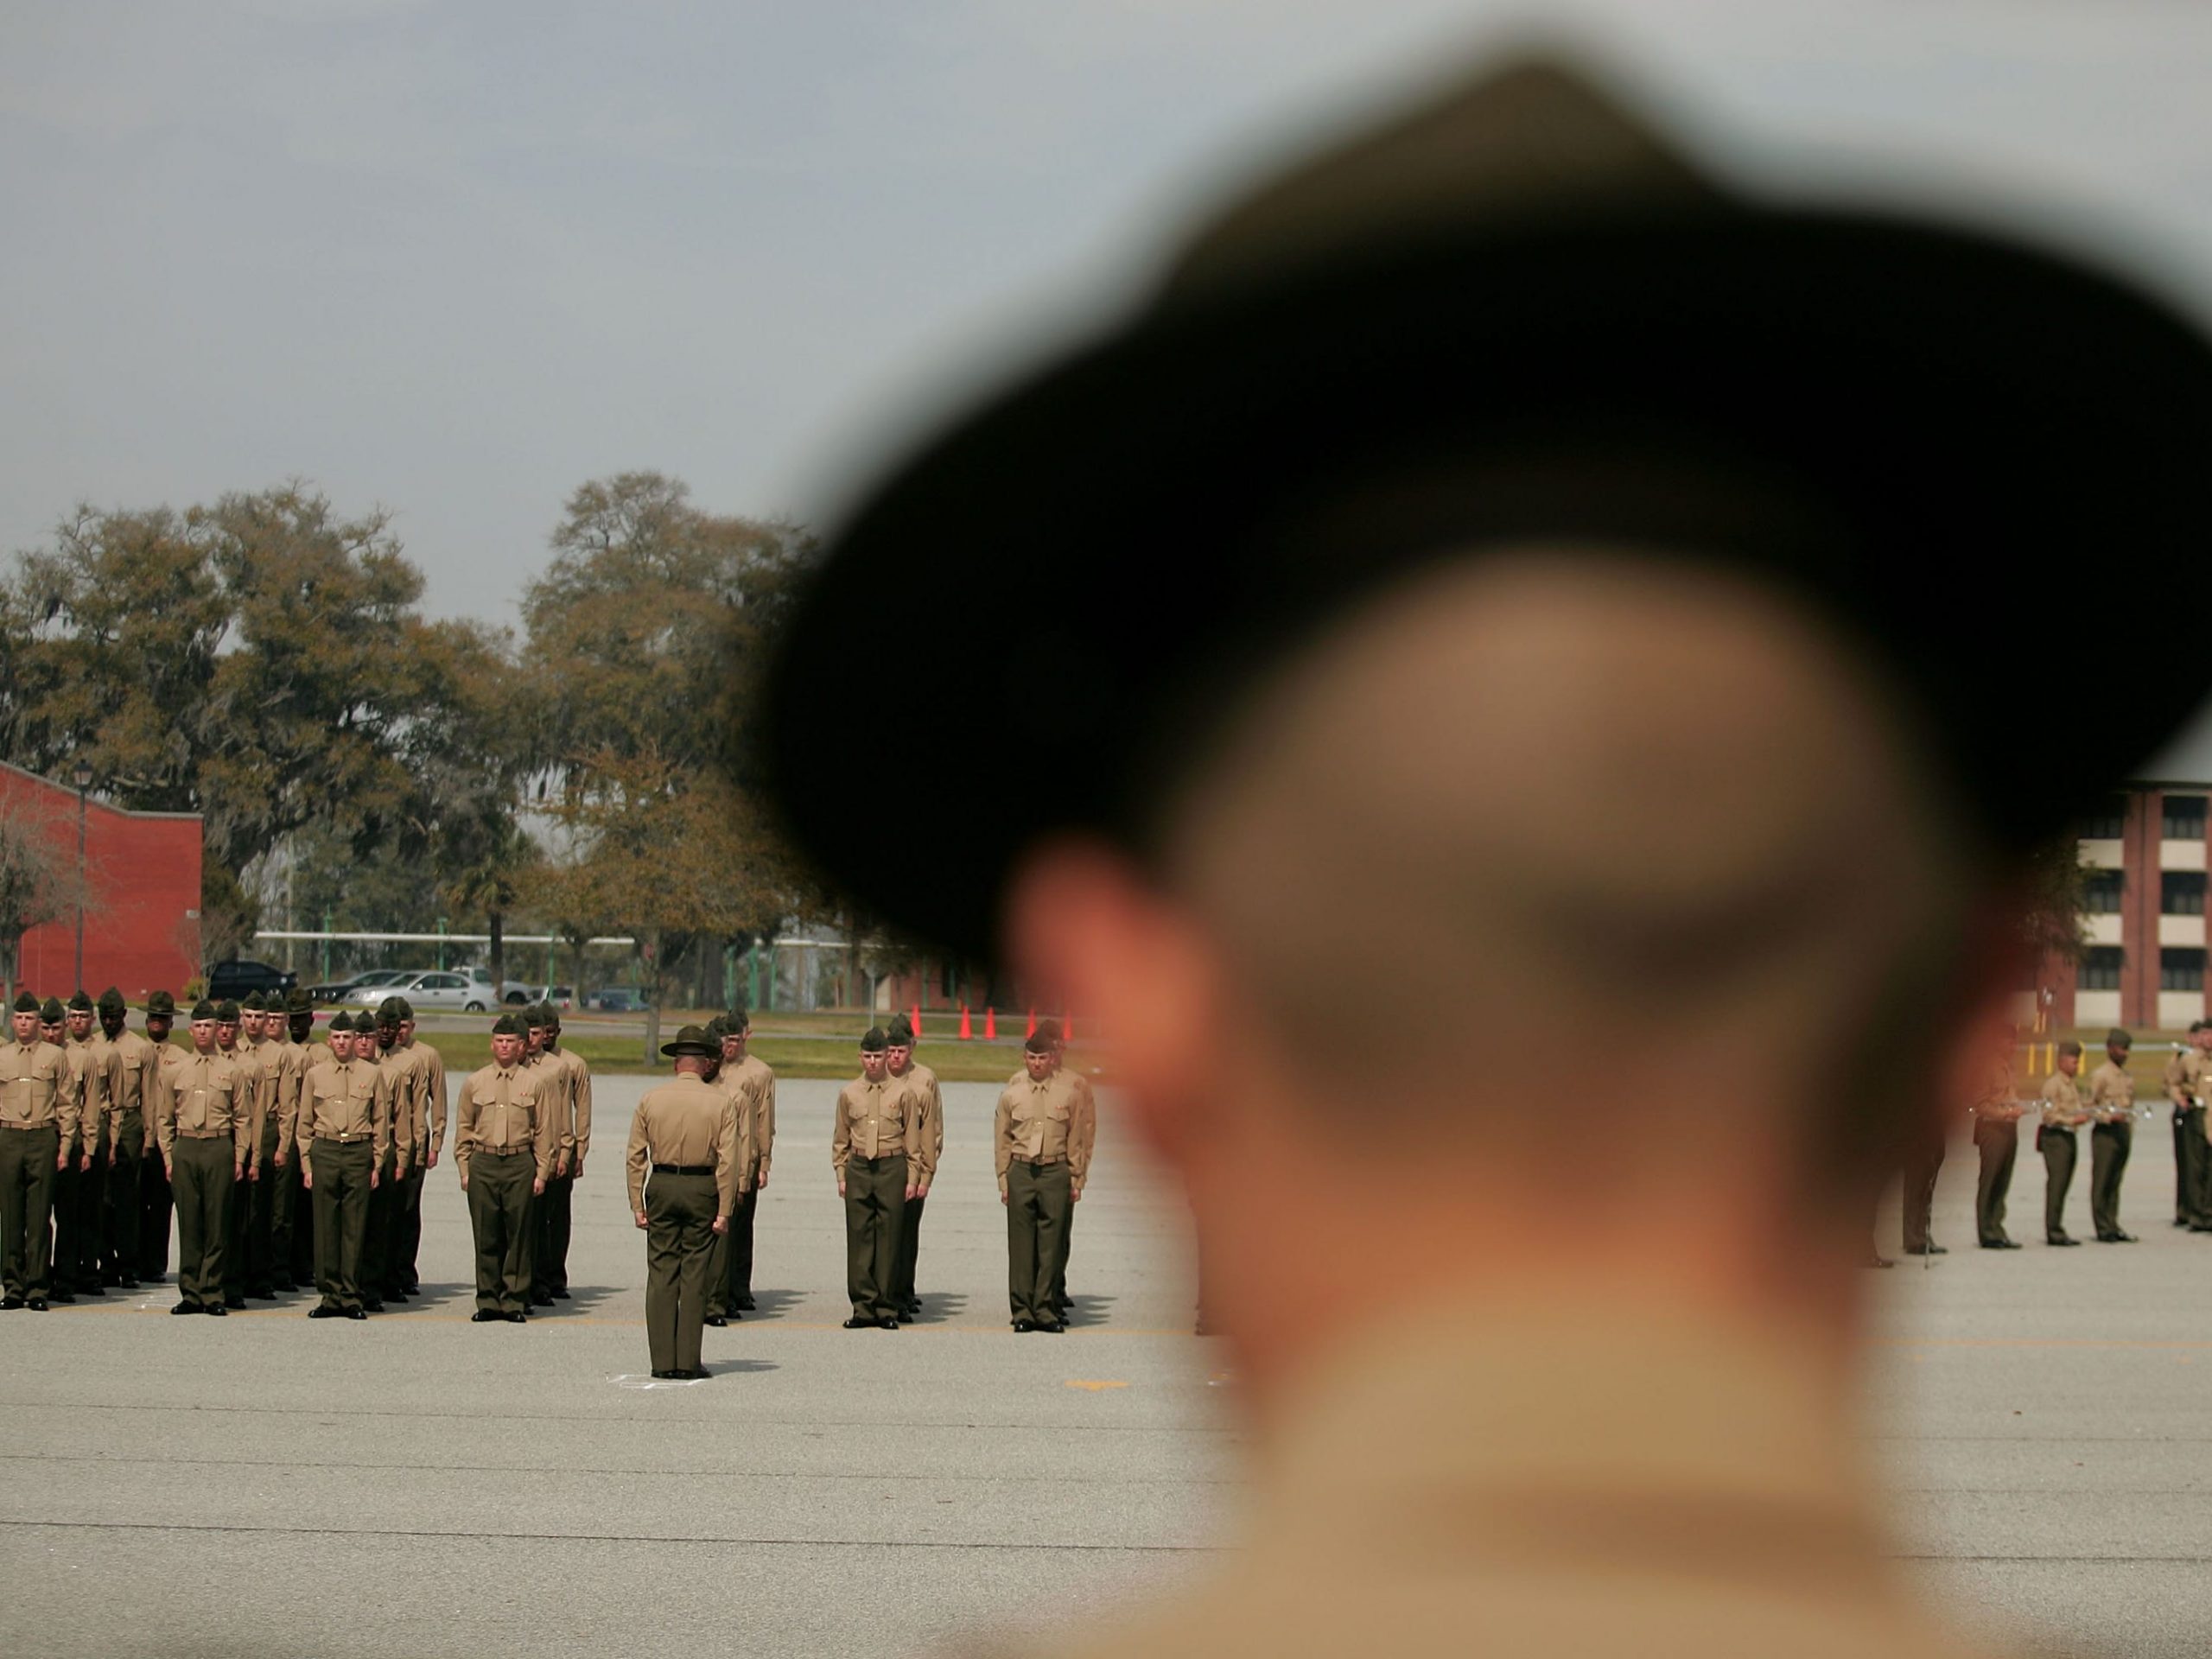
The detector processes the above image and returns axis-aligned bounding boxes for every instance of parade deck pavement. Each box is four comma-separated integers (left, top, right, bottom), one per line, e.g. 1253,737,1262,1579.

3,1086,2209,1656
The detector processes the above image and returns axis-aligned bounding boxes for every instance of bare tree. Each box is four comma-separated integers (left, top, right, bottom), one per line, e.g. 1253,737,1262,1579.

0,796,89,1002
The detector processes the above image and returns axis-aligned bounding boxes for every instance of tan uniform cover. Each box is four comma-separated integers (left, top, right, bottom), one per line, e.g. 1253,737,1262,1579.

830,1074,923,1185
454,1061,557,1182
0,1039,80,1148
2088,1059,2135,1124
994,1071,1090,1198
625,1074,742,1218
155,1051,252,1166
296,1058,395,1180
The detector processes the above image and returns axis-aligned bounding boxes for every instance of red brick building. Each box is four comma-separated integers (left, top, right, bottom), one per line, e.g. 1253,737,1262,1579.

0,761,202,1001
2036,779,2212,1033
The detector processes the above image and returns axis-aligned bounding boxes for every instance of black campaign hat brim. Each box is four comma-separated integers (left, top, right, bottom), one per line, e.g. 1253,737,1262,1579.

766,210,2212,965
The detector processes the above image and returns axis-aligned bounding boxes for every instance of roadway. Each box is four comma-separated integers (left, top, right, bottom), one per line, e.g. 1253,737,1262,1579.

3,1089,2209,1656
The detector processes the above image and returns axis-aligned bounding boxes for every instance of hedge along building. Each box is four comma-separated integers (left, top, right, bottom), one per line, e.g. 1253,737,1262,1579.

0,760,202,1002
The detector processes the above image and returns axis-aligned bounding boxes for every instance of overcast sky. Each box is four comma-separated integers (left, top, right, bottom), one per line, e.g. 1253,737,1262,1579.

10,1,2212,765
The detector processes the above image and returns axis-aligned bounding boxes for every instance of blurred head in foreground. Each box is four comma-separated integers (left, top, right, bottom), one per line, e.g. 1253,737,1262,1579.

766,54,2212,1659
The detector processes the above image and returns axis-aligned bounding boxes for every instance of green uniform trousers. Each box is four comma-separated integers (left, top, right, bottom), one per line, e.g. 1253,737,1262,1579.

466,1150,536,1314
0,1123,60,1300
1973,1119,2017,1245
138,1141,172,1279
892,1191,926,1305
842,1154,906,1322
2175,1107,2210,1227
532,1168,574,1299
2039,1125,2078,1238
243,1116,282,1293
310,1138,373,1312
395,1165,427,1293
104,1113,144,1281
1006,1159,1071,1326
2091,1121,2133,1239
1900,1129,1944,1253
363,1147,399,1300
709,1183,760,1315
644,1170,717,1374
171,1135,238,1309
285,1160,315,1285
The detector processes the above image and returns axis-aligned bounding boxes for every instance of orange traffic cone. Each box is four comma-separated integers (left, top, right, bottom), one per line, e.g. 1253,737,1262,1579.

985,1007,997,1040
1027,1007,1037,1039
959,1005,973,1040
910,1005,923,1039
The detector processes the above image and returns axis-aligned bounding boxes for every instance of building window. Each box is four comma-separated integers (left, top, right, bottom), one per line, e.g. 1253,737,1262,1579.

2084,870,2125,915
2166,795,2209,840
2166,873,2209,916
2081,947,2124,991
2079,794,2130,841
2164,948,2206,993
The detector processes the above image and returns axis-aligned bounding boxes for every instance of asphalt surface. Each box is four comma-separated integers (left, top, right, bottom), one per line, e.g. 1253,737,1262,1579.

5,1090,2211,1656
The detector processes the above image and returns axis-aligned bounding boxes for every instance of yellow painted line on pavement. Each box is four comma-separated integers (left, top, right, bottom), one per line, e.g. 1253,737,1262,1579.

1065,1379,1129,1391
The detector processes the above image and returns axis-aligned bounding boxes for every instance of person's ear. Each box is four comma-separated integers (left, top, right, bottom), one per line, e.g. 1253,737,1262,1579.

1004,839,1224,1166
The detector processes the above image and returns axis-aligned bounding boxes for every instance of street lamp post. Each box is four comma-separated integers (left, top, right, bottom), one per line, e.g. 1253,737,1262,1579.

71,760,92,991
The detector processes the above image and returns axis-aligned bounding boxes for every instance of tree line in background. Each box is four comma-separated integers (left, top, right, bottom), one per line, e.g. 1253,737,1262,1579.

0,471,860,1058
0,471,2090,1050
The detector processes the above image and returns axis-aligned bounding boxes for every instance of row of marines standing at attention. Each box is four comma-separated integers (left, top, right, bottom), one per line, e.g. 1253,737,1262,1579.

1889,1026,2212,1258
620,1012,1094,1379
0,988,593,1318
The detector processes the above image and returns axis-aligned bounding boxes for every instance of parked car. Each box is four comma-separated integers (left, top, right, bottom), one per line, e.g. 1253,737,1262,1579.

345,969,497,1014
502,983,575,1009
304,968,410,1005
207,960,297,1000
584,987,646,1013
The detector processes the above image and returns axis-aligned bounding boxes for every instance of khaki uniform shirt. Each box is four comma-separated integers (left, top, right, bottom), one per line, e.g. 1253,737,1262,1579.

2088,1059,2135,1124
92,1028,152,1152
377,1041,435,1176
2167,1048,2211,1111
718,1054,776,1184
891,1059,943,1187
454,1062,557,1182
626,1073,743,1218
0,1039,79,1147
995,1071,1091,1196
225,1040,273,1154
155,1050,253,1166
831,1073,923,1183
1067,1067,1098,1193
297,1058,395,1180
540,1044,591,1164
1970,1057,2022,1124
261,1035,308,1161
527,1048,571,1166
55,1039,100,1157
2038,1069,2090,1129
991,1305,2005,1659
66,1035,113,1155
